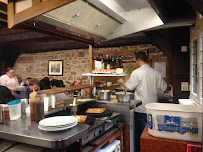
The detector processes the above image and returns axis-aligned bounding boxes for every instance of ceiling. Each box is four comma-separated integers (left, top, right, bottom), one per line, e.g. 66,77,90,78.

0,0,199,55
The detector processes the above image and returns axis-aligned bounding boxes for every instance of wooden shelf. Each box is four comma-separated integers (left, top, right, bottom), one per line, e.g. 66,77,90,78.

37,85,95,95
82,73,126,77
121,59,135,62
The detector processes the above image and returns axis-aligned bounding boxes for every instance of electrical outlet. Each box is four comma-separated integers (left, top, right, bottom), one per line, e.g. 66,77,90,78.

181,82,189,91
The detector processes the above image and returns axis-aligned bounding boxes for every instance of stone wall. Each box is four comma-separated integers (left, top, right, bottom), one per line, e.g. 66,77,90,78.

13,44,168,86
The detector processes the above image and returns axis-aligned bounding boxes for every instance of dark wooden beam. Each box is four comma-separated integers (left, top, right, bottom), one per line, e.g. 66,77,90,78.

18,22,94,45
0,31,51,43
147,0,166,23
185,0,203,16
145,31,173,61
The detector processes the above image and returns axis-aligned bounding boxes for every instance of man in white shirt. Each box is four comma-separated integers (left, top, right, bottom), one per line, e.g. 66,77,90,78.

117,51,167,152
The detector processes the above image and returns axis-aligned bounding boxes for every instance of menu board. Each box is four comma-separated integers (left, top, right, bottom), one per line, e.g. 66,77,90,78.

154,62,166,78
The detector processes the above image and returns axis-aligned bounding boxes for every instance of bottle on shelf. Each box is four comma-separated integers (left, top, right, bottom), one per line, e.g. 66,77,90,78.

101,54,105,69
106,55,110,69
111,56,116,69
118,56,123,68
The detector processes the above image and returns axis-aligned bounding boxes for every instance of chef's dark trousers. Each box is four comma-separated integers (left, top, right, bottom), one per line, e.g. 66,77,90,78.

134,112,147,152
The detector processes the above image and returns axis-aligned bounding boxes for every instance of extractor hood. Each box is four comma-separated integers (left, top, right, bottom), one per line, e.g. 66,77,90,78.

15,0,164,42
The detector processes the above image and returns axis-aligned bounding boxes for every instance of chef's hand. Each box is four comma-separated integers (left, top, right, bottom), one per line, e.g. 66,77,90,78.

117,78,125,85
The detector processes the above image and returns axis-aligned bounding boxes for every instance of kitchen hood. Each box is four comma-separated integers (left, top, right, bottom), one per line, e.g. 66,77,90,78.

15,0,164,42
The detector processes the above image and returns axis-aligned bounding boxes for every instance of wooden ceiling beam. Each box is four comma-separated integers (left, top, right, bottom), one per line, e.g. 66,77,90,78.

18,22,94,45
0,31,51,43
147,0,166,23
185,0,203,16
8,0,76,28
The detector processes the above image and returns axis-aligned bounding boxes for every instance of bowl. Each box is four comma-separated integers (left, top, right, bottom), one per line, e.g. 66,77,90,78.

115,92,134,102
97,90,111,100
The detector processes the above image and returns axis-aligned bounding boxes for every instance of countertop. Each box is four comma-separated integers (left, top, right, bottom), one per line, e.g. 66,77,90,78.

0,116,89,149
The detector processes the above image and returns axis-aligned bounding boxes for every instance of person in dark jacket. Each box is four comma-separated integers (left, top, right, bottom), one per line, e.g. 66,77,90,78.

0,85,15,104
39,78,51,90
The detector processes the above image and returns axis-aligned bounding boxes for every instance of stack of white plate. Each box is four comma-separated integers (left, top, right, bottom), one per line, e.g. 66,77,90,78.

38,116,78,131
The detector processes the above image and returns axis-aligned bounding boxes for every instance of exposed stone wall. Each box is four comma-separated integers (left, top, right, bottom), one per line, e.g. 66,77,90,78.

13,44,167,86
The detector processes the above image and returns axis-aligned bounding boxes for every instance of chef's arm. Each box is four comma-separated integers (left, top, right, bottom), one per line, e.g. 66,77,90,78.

117,78,131,91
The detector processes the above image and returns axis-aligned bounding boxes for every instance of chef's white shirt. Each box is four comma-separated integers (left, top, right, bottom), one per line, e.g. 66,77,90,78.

125,64,167,113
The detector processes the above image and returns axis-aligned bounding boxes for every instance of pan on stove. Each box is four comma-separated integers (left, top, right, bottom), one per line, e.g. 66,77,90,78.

83,115,94,125
85,109,113,118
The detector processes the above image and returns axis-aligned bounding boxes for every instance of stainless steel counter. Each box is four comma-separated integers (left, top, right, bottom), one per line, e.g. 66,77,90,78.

0,116,89,149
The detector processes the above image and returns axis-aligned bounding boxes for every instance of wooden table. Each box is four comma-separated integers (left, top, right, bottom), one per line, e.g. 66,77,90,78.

140,125,202,152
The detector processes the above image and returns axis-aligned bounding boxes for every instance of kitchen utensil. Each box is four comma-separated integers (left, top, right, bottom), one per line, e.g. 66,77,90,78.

21,99,28,115
7,100,21,120
68,104,78,115
115,92,134,102
97,90,111,100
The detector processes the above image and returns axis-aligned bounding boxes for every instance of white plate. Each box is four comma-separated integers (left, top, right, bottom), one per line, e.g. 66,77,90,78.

38,122,77,131
39,116,78,127
39,121,77,129
39,122,77,130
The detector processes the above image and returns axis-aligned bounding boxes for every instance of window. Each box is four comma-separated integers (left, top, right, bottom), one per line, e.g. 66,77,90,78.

192,39,198,94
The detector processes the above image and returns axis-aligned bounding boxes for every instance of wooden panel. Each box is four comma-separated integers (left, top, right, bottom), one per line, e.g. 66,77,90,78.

89,45,93,73
7,0,14,28
32,0,41,6
89,45,93,97
124,124,130,152
37,84,95,95
8,0,76,28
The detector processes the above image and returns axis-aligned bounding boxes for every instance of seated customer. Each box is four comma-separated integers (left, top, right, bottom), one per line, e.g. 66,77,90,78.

59,80,65,87
39,78,51,90
19,78,39,99
22,77,32,86
50,79,70,102
71,79,82,96
0,85,15,104
0,67,19,96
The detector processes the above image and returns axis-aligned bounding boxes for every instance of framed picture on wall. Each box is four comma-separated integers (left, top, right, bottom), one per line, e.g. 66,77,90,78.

48,60,63,76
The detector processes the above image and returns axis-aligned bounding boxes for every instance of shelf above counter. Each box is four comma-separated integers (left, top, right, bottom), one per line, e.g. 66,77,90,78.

37,85,95,95
97,83,120,90
82,73,127,77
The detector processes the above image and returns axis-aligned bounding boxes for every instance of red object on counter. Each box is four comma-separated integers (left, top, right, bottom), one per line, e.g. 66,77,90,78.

187,144,202,152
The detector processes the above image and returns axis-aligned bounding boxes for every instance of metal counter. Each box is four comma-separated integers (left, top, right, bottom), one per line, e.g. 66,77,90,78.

0,116,89,149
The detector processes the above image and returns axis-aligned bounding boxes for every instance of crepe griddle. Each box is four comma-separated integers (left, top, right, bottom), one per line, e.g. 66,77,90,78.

82,115,94,125
86,109,113,118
